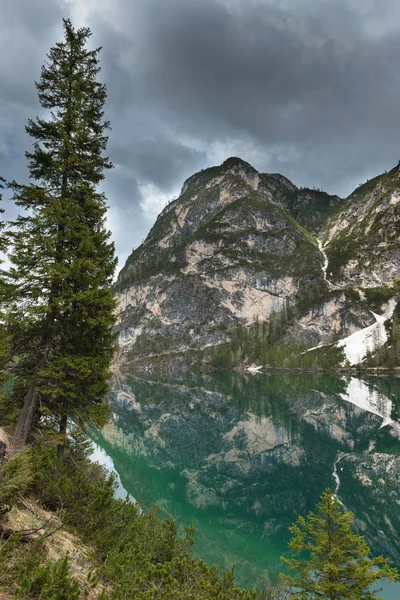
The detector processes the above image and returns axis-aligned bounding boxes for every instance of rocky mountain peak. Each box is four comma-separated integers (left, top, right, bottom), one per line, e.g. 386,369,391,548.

180,156,260,197
180,157,296,200
114,158,399,374
221,157,260,189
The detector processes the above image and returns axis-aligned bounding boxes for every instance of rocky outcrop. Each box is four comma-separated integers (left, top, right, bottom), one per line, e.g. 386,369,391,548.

0,427,8,463
322,166,400,287
114,158,400,371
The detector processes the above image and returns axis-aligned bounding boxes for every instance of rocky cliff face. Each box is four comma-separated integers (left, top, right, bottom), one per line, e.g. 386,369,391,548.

114,157,400,372
322,166,400,287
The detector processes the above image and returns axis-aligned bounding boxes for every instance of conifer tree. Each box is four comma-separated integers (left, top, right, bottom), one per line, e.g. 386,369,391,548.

0,178,6,238
7,20,117,448
281,489,398,599
0,179,9,374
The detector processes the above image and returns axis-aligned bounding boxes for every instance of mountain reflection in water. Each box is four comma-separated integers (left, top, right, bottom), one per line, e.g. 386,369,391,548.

91,372,400,591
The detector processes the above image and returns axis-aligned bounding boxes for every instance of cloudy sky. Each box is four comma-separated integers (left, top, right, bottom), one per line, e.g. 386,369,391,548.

1,0,400,268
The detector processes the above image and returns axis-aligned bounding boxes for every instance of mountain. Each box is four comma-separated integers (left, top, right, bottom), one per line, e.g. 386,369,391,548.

114,157,400,373
322,168,400,286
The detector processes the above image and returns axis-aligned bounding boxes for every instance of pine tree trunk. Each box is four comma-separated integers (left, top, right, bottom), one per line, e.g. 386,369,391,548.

14,382,38,445
15,171,68,448
14,307,56,445
57,414,68,458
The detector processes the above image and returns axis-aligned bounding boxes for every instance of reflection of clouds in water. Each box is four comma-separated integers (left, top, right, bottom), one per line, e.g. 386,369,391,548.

90,443,135,502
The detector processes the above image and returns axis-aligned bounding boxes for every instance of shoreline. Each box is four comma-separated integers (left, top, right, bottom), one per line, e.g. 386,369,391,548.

242,365,400,375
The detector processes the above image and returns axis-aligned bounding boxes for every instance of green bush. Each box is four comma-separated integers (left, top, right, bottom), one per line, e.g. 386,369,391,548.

344,288,360,303
364,285,397,311
16,555,82,600
0,439,258,599
0,449,33,519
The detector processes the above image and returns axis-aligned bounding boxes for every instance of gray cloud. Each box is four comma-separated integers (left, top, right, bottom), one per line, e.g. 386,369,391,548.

110,136,207,192
2,0,400,265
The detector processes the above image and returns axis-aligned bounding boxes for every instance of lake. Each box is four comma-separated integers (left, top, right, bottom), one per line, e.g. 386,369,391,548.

91,371,400,597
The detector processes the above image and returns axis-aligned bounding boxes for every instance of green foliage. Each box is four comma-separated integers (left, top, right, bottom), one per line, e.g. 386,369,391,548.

325,231,359,280
101,555,255,599
211,342,234,371
0,438,259,599
210,294,344,371
0,332,17,428
99,509,255,599
324,166,400,280
6,19,117,444
30,443,115,534
295,281,331,316
298,344,346,370
210,304,296,370
283,187,342,234
0,538,44,592
363,285,397,311
343,288,360,303
281,489,399,599
16,555,82,599
0,533,87,599
349,169,395,202
115,246,187,289
0,182,11,417
0,449,33,518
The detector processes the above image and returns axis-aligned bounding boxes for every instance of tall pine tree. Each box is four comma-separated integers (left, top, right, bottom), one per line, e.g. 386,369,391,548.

7,20,117,449
0,179,9,378
0,178,6,236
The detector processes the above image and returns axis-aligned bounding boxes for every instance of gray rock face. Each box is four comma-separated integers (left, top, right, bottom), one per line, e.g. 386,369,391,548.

114,158,400,371
322,166,400,287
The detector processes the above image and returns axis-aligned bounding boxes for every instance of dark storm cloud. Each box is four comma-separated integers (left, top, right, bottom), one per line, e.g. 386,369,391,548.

0,0,66,183
111,136,207,192
2,0,400,264
130,138,207,191
98,0,400,194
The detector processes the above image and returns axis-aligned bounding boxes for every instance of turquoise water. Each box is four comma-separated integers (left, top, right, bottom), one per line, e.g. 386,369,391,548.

92,372,400,596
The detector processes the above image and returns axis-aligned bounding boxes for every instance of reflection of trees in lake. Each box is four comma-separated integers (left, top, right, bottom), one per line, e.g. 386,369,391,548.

91,373,400,585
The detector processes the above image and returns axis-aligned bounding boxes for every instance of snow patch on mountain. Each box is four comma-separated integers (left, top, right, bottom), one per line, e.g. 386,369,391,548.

336,298,396,365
